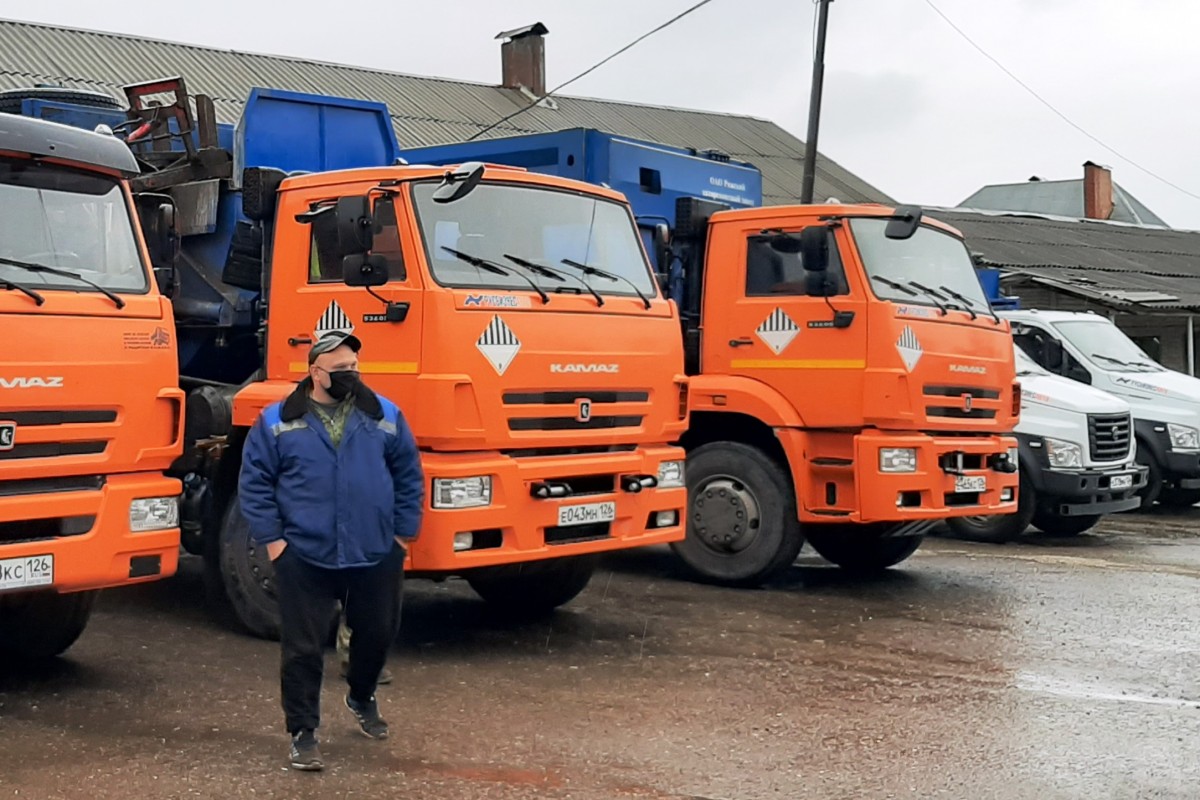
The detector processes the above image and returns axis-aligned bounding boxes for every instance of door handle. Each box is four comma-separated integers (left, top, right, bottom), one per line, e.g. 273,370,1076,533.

288,336,314,347
729,338,754,347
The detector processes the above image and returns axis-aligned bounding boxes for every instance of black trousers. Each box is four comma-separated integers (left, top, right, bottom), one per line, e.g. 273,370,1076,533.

273,543,404,733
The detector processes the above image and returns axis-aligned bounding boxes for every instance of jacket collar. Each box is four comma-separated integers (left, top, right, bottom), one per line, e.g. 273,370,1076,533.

280,376,384,422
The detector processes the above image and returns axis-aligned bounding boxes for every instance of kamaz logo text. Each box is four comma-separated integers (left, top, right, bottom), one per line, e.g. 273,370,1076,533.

948,365,987,375
0,377,64,389
550,364,620,374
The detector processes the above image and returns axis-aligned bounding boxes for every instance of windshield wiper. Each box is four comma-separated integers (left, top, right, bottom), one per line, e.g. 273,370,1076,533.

906,281,950,315
503,254,605,307
1090,352,1132,367
0,277,45,305
937,284,979,320
870,275,919,296
440,246,549,304
560,258,651,310
0,256,125,309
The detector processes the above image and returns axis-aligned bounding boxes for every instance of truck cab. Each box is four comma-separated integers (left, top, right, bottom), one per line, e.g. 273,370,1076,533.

1002,309,1200,510
0,113,182,659
948,344,1145,541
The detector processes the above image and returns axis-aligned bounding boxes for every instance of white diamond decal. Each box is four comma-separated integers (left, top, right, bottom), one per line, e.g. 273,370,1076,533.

755,308,800,355
477,316,521,375
896,325,923,371
314,300,354,339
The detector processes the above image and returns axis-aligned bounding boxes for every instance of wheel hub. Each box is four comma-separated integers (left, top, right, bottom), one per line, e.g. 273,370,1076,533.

691,477,761,553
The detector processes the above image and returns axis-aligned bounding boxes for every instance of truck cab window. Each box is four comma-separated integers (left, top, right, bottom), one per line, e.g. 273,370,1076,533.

1015,329,1090,384
308,197,405,283
744,231,847,297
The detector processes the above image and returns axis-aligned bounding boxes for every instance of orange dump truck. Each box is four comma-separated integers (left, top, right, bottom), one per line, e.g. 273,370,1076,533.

0,113,182,659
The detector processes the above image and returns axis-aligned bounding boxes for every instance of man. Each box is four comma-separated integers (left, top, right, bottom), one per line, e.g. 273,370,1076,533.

239,331,424,771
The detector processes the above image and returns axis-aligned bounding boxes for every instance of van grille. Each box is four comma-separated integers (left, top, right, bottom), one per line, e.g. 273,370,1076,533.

1089,414,1131,462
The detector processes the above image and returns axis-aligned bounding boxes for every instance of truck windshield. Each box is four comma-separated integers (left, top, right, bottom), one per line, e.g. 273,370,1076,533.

0,157,148,294
1053,319,1164,373
412,182,655,298
850,219,989,312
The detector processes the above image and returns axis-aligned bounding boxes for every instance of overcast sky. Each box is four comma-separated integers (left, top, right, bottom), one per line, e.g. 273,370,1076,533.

9,0,1200,229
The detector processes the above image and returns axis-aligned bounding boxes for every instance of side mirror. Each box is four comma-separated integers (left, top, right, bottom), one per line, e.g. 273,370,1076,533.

342,254,389,288
799,226,829,273
335,196,374,255
651,222,672,272
805,272,831,297
432,161,486,204
1044,337,1065,371
885,204,923,240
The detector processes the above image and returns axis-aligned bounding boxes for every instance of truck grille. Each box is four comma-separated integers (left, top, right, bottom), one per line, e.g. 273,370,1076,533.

0,409,116,462
923,385,1000,420
503,389,648,433
1088,413,1132,462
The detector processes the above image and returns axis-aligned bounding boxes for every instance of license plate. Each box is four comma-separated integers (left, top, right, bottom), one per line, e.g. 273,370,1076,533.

1111,474,1134,490
0,554,54,592
955,475,988,493
557,501,616,527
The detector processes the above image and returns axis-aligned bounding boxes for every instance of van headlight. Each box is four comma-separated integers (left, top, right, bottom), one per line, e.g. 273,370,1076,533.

130,497,180,532
1044,438,1083,468
1168,424,1200,451
656,460,686,488
879,448,917,473
433,477,492,509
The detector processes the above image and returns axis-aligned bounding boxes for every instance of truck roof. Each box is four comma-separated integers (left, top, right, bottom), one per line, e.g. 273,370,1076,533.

708,203,963,237
0,112,138,176
277,163,629,203
998,309,1111,325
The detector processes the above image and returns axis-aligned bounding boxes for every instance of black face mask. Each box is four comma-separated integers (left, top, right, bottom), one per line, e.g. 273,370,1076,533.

326,370,360,401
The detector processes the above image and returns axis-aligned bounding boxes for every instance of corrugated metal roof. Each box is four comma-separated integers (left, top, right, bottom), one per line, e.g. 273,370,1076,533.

958,178,1168,227
0,18,891,206
936,208,1200,310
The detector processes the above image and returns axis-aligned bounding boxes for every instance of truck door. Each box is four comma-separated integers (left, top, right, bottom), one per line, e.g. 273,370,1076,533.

704,222,869,427
278,194,424,401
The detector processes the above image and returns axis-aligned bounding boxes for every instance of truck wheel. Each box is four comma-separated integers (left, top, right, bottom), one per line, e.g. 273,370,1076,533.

0,590,97,660
1135,441,1163,510
1157,488,1200,510
219,490,283,640
1031,512,1101,536
944,469,1035,543
0,87,123,114
465,555,597,616
670,442,803,586
803,524,924,573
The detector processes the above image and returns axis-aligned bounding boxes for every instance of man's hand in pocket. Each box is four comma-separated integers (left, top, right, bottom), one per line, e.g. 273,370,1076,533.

266,540,288,561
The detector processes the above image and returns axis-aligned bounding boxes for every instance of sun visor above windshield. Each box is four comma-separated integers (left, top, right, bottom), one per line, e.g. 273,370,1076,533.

0,113,139,177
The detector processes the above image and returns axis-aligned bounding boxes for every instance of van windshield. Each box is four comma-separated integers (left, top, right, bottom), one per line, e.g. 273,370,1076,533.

0,157,148,293
412,181,656,298
1054,319,1164,373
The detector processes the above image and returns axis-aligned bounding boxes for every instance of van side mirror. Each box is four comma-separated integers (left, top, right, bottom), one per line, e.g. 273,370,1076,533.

885,205,923,240
799,226,829,273
335,196,374,256
1044,337,1065,371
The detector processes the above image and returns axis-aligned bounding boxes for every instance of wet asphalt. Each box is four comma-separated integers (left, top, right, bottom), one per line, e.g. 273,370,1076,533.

1,511,1198,799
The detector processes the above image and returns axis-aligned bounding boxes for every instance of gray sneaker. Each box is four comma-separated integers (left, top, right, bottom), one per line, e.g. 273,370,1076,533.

345,694,389,740
289,729,324,771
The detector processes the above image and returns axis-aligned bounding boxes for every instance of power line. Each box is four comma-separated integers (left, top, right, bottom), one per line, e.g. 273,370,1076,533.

921,0,1200,203
467,0,717,141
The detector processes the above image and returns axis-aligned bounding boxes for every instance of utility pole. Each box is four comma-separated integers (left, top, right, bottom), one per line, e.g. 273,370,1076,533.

801,0,833,204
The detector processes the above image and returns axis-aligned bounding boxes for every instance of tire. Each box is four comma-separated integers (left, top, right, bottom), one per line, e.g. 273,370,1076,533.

1031,511,1101,536
670,442,803,586
218,490,284,640
465,555,597,616
945,468,1036,543
804,524,924,573
0,87,124,114
1135,440,1163,511
1157,488,1200,510
0,590,97,660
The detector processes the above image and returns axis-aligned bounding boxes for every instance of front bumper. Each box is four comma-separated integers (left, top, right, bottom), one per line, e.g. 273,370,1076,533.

1162,450,1200,488
407,445,686,573
1033,464,1149,516
0,471,181,594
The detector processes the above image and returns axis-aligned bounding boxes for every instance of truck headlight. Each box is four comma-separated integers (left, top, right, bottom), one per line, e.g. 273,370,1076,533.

1043,438,1083,469
1168,423,1200,451
880,448,918,473
656,460,686,488
130,496,179,532
433,477,492,509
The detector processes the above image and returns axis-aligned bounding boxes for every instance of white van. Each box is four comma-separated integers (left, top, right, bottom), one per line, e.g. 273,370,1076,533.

1000,309,1200,509
947,343,1145,541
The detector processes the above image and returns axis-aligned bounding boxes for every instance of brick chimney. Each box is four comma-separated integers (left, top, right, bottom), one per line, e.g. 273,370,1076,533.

497,23,549,97
1083,160,1114,220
